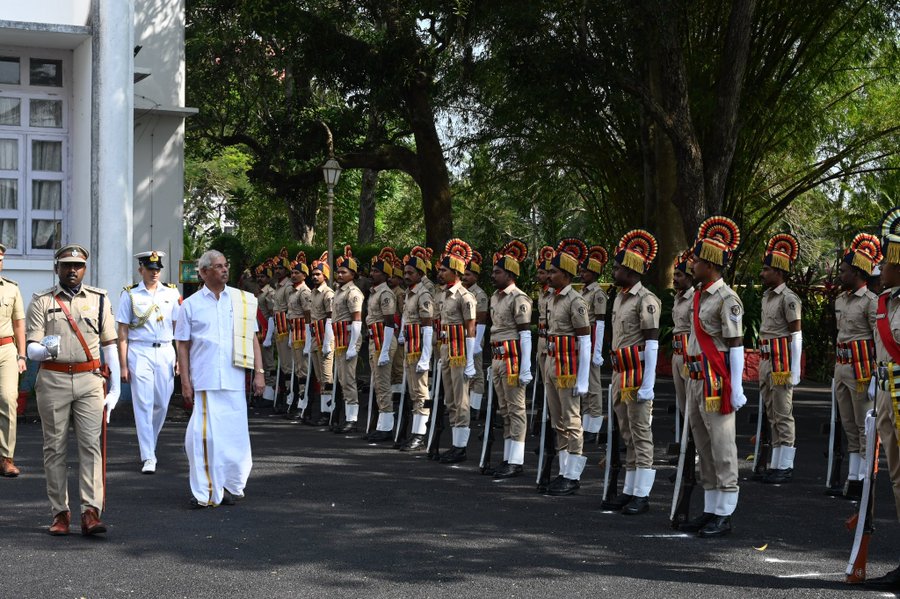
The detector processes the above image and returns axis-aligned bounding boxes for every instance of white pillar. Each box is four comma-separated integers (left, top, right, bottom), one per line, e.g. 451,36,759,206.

91,0,134,297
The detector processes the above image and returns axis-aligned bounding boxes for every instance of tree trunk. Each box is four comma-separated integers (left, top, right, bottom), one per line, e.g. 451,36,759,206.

282,186,317,244
358,168,378,244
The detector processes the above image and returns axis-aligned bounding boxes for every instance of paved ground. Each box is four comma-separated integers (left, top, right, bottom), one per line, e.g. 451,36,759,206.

2,378,899,598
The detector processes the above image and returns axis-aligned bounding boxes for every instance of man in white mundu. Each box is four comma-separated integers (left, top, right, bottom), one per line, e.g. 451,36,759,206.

175,250,265,507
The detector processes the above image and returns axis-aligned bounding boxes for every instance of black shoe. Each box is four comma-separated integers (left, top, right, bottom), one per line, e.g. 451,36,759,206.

400,434,426,452
334,421,358,434
583,432,598,444
600,493,633,511
493,463,523,479
439,447,467,464
189,497,207,510
845,479,864,500
313,415,331,427
762,468,792,484
366,430,393,442
865,565,900,590
677,512,715,532
698,515,732,538
751,468,772,482
540,475,565,494
824,483,845,497
622,496,650,515
547,477,580,496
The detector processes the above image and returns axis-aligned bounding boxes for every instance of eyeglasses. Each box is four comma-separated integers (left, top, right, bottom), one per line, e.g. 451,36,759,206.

204,262,230,271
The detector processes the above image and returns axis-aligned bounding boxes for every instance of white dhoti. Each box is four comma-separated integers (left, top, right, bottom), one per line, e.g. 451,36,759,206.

128,342,176,461
185,390,253,506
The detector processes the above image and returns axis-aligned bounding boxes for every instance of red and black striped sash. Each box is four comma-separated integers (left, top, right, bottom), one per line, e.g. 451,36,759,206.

548,334,577,389
332,320,350,351
442,324,467,366
369,322,385,352
491,340,521,386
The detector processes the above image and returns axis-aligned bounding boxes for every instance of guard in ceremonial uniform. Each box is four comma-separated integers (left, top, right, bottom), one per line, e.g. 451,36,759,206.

671,250,695,425
365,248,399,441
535,247,554,384
333,246,365,433
397,249,434,451
271,249,294,413
463,251,489,415
389,257,406,395
25,244,121,536
116,251,181,474
285,252,312,421
304,253,335,426
579,245,609,442
488,241,532,478
436,239,478,464
255,263,276,399
758,234,803,483
0,243,26,477
605,231,661,515
830,235,880,498
543,239,591,495
679,217,746,538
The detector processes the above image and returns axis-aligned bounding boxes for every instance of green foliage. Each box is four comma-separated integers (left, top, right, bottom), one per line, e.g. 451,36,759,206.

209,233,247,286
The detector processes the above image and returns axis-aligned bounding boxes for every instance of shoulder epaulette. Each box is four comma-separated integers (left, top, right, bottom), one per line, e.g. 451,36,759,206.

35,287,56,297
123,284,137,291
1,277,17,286
83,284,106,295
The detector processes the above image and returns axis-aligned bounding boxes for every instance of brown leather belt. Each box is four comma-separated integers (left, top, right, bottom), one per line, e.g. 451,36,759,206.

0,336,13,346
41,359,101,374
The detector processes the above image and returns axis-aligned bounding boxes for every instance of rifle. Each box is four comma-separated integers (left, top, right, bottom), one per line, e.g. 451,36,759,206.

670,406,696,528
826,377,844,491
479,375,496,474
845,407,879,583
426,359,444,459
393,368,409,444
601,384,623,510
752,389,772,480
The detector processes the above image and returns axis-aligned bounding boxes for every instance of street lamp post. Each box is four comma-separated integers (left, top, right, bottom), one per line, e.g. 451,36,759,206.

322,158,342,284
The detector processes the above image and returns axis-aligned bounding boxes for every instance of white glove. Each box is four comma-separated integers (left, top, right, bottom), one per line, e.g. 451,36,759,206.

101,345,121,423
867,376,876,401
345,321,361,360
574,334,591,396
263,317,275,347
473,324,486,356
397,317,406,345
416,326,434,373
378,325,394,366
322,318,334,356
729,346,747,411
303,324,312,355
464,337,476,378
592,321,605,366
518,330,533,387
27,341,51,362
637,339,658,402
789,330,802,386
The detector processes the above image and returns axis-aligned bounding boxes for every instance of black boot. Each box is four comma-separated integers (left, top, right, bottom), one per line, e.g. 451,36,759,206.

845,479,863,500
698,515,732,538
677,512,715,532
400,434,426,452
285,377,305,420
622,496,650,515
493,463,524,479
547,477,580,496
601,493,633,511
865,563,900,590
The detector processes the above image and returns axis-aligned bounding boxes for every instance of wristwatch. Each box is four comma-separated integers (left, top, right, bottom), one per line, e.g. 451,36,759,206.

255,368,265,374
17,355,26,361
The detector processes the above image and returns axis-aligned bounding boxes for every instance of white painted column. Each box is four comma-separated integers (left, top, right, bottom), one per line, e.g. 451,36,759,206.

91,0,134,302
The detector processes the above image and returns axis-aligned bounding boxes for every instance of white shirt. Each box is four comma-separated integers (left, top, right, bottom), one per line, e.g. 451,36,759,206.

115,281,181,343
175,286,256,391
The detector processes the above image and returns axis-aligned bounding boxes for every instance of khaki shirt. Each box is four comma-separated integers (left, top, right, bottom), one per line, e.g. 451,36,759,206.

309,281,334,322
468,283,489,315
440,281,476,325
258,284,275,319
875,287,900,364
611,281,661,350
366,282,396,325
273,277,293,313
490,284,532,342
760,283,802,340
26,284,117,362
0,276,25,336
835,285,877,343
287,282,311,320
333,280,364,323
392,285,406,311
547,284,590,336
538,286,551,327
672,286,695,335
687,278,744,354
403,283,434,324
582,281,608,325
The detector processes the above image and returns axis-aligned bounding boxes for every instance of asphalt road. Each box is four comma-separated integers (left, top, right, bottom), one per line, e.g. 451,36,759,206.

2,378,899,599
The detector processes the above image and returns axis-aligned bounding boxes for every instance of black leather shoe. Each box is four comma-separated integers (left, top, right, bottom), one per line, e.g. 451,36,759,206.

751,468,772,482
334,421,358,434
600,493,633,511
698,515,732,538
313,415,331,427
400,435,426,452
677,512,715,532
583,432,598,444
439,447,467,464
547,477,580,496
845,479,863,500
762,468,793,484
824,483,845,497
493,463,523,479
540,475,564,494
865,565,900,590
366,430,393,442
622,496,650,515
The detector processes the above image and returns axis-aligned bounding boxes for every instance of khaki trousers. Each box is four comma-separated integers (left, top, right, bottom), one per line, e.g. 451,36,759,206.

335,344,360,406
611,375,654,469
391,342,405,385
35,369,104,515
369,338,397,413
759,358,796,446
311,344,334,387
440,344,470,428
276,334,293,375
834,362,870,456
875,388,900,520
0,344,18,458
291,345,308,380
536,337,548,381
261,343,275,387
543,354,582,455
469,350,485,395
686,378,738,492
491,358,527,442
581,364,603,417
404,359,430,416
672,354,688,415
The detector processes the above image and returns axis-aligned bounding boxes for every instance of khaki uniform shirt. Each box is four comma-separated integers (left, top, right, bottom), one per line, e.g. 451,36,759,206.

468,283,489,316
687,279,744,354
26,284,117,361
672,286,695,335
287,282,311,320
547,285,590,336
367,282,396,325
874,287,900,364
611,281,661,350
333,280,364,323
835,285,877,343
404,283,434,324
309,282,334,322
258,284,275,319
538,286,551,327
273,277,292,313
490,284,532,342
0,277,25,336
440,281,476,325
760,282,801,340
582,282,608,325
392,285,406,312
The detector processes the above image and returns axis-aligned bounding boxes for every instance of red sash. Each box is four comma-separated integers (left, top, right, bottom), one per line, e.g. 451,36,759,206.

876,293,900,364
693,284,733,415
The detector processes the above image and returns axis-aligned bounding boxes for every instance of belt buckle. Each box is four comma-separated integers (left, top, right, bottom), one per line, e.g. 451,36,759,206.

67,364,75,374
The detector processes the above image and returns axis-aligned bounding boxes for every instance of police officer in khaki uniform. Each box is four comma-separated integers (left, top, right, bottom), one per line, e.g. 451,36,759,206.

671,250,695,454
365,249,398,441
304,253,335,427
271,251,294,413
462,252,489,415
25,244,121,536
0,243,27,477
488,241,532,478
535,247,554,385
285,253,312,421
759,234,803,484
397,251,434,452
255,263,277,398
333,246,365,433
389,257,406,394
579,245,609,442
679,217,746,538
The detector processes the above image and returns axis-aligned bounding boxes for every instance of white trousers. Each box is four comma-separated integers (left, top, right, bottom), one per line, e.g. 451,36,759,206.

128,343,176,461
185,389,253,506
